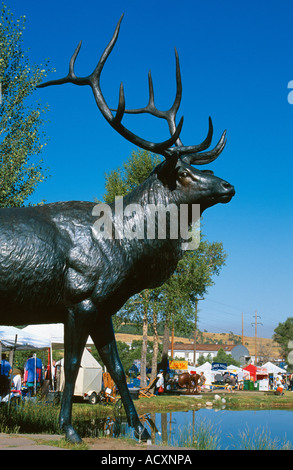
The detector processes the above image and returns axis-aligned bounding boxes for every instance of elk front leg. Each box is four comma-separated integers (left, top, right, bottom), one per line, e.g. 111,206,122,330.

90,317,151,441
59,301,93,443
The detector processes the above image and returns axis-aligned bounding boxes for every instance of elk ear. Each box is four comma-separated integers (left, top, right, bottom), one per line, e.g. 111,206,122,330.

155,155,179,184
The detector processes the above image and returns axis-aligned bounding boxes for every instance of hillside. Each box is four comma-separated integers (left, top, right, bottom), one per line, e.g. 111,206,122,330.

115,331,282,359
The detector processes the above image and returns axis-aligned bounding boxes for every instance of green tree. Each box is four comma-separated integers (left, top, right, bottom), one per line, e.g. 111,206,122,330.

91,340,156,378
273,317,293,360
103,149,161,204
197,353,213,365
213,348,240,367
0,3,51,207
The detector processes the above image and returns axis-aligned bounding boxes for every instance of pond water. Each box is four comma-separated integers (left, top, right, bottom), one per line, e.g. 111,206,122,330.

149,408,293,449
88,408,293,450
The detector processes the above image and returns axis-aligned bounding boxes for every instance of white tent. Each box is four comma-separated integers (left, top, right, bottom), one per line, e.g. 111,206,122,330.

57,348,103,402
0,326,50,395
262,361,287,376
195,362,212,372
0,325,50,351
22,324,95,393
194,362,213,389
227,365,243,373
22,323,94,349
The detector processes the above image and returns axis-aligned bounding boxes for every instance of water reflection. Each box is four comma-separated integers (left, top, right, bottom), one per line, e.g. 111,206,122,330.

78,408,293,449
77,413,158,440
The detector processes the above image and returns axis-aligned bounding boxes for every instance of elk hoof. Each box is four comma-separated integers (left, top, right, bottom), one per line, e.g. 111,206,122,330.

134,423,151,442
65,425,83,444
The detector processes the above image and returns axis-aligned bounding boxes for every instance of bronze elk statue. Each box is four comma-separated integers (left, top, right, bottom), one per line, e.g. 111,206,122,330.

0,15,235,443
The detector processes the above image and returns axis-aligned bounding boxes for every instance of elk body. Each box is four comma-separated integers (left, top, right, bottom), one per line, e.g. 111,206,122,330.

0,16,235,443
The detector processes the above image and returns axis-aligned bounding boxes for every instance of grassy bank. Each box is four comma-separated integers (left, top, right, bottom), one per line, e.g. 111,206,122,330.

1,390,293,439
134,390,293,413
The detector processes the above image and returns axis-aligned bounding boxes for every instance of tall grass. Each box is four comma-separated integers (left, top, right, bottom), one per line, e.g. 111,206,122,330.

0,401,126,439
173,417,221,450
0,401,60,435
230,425,293,450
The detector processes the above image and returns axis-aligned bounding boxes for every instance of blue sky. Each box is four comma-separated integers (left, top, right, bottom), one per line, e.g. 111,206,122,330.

8,0,293,339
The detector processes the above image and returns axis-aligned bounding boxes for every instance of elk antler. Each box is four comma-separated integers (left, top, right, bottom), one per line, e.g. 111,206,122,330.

38,15,226,164
37,14,183,155
119,48,226,165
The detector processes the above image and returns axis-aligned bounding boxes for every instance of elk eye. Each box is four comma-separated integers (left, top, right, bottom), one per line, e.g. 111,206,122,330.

180,171,189,178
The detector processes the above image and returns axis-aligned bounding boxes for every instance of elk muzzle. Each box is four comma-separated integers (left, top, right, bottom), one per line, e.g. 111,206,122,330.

219,179,235,202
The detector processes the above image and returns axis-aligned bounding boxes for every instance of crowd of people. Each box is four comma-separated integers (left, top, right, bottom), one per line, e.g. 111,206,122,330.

154,369,293,395
273,372,293,395
0,352,55,402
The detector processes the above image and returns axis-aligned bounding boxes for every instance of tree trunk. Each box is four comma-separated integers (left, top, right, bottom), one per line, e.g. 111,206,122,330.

161,314,171,386
162,320,170,365
140,291,149,388
150,306,159,385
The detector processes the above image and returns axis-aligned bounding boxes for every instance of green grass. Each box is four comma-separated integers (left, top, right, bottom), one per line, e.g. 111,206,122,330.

1,391,293,449
135,390,293,413
34,438,89,450
0,401,60,435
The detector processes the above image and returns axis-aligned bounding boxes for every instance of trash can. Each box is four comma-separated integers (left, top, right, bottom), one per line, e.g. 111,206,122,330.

254,381,259,391
249,381,254,390
244,380,250,390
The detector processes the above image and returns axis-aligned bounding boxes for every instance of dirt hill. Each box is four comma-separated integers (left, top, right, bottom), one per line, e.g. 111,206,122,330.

115,331,282,359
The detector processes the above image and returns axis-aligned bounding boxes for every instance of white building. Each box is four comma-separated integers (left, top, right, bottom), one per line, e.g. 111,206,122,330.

168,343,250,366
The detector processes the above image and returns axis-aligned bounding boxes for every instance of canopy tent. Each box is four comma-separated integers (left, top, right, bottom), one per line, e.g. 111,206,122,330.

22,323,94,349
188,362,212,374
262,361,287,376
0,326,50,351
227,364,243,373
195,362,212,372
22,324,95,392
0,326,51,398
243,364,257,380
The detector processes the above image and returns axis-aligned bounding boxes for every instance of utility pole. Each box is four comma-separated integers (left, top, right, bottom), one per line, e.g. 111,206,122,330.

193,298,204,366
242,312,244,345
171,323,174,358
251,311,263,366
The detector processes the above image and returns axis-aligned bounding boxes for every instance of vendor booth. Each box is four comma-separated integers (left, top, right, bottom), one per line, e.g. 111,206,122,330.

243,364,257,381
255,367,269,391
22,323,95,391
262,361,286,376
243,364,271,391
0,325,50,402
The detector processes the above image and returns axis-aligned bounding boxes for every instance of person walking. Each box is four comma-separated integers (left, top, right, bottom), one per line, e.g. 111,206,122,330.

197,371,206,392
23,354,43,397
0,354,12,397
156,370,164,394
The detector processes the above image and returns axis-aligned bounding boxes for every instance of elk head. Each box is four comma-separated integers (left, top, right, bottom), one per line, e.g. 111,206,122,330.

38,14,235,214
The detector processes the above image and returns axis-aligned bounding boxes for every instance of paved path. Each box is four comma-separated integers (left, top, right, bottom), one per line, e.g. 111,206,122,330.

0,433,66,450
0,433,193,451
